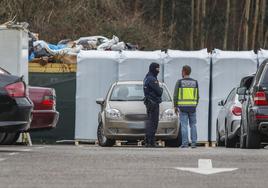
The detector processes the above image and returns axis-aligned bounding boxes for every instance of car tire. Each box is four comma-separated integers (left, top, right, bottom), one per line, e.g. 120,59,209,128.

165,126,182,147
246,124,261,149
240,120,246,149
216,121,224,147
97,122,115,147
1,132,20,145
225,124,236,148
0,133,6,143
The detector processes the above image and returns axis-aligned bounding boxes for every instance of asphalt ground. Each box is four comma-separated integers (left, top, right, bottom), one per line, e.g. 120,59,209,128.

0,145,267,188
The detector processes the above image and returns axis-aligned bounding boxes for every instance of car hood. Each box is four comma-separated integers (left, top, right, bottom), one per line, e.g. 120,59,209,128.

107,101,173,115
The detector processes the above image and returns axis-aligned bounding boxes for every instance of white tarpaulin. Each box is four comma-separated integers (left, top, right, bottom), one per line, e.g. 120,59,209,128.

0,28,28,83
164,49,211,142
75,50,119,139
257,49,268,65
118,51,163,81
211,49,258,141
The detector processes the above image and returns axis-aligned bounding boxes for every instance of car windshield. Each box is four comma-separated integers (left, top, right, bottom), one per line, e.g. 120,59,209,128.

260,65,268,87
0,68,9,75
110,84,171,102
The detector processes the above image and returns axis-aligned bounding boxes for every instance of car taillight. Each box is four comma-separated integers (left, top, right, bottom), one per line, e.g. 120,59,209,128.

4,82,26,98
42,95,55,107
254,91,268,105
231,106,242,116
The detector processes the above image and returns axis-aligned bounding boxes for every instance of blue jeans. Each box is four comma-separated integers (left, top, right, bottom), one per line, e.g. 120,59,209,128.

179,111,197,147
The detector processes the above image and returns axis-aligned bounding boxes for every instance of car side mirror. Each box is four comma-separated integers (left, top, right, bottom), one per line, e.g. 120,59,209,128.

237,87,248,103
237,87,247,95
218,100,225,106
96,98,105,105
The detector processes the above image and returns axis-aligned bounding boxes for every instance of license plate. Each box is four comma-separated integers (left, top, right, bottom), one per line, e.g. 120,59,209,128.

128,122,145,129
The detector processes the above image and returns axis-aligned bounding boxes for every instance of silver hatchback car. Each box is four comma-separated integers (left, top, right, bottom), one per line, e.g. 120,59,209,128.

96,81,180,147
216,87,242,148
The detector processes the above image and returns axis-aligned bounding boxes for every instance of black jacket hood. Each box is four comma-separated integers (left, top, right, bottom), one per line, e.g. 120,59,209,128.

148,62,160,77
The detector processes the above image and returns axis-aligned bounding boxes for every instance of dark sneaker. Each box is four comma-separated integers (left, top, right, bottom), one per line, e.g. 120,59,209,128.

145,143,151,147
191,144,197,148
180,145,189,148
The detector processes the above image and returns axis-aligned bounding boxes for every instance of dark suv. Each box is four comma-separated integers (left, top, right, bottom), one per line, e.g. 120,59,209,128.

238,60,268,149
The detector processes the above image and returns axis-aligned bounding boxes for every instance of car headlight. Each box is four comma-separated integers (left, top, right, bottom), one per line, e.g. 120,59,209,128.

105,108,121,120
161,109,177,121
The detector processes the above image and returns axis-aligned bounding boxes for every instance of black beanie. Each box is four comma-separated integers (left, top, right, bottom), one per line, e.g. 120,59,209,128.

149,62,160,77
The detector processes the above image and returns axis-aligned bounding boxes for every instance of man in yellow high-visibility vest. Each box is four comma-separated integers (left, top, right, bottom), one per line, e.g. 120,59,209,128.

173,65,199,148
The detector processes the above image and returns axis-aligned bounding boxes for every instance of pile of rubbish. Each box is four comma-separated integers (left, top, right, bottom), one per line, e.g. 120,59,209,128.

29,34,139,64
1,20,138,64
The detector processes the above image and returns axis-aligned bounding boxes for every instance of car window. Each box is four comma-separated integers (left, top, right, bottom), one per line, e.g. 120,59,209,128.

240,75,254,89
225,88,236,104
110,84,171,101
161,86,172,101
252,62,266,88
259,64,268,87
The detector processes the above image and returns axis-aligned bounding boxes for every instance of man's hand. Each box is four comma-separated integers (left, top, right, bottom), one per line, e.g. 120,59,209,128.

174,107,178,115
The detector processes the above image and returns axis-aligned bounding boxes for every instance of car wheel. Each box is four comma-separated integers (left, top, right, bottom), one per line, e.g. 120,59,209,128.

246,123,261,149
1,132,20,145
240,120,246,149
0,133,6,143
216,121,224,147
165,126,182,147
97,122,115,147
225,124,236,148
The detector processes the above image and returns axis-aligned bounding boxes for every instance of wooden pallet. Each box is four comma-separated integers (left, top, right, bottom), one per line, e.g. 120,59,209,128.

71,139,214,148
210,141,217,147
196,141,210,147
114,140,166,147
56,139,96,145
17,132,33,146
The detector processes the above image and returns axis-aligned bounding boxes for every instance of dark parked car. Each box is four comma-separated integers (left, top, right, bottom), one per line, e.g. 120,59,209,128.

0,86,59,145
0,67,33,143
28,86,59,131
238,61,268,149
216,88,241,148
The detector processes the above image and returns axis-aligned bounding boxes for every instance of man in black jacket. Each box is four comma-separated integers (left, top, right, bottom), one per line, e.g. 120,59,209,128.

143,62,163,147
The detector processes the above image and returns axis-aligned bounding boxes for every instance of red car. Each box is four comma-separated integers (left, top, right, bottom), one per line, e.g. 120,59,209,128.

0,86,59,144
28,86,59,131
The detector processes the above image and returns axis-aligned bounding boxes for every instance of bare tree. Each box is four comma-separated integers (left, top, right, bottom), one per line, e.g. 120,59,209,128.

2,0,268,50
134,0,139,15
251,0,260,50
258,0,266,48
169,0,176,48
243,0,251,50
190,0,194,49
158,0,164,47
200,0,206,48
223,0,230,50
231,0,237,50
195,0,200,48
238,2,246,50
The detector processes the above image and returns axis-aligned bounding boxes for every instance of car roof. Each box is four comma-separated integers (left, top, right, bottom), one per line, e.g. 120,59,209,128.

0,67,10,75
115,80,143,85
115,80,165,85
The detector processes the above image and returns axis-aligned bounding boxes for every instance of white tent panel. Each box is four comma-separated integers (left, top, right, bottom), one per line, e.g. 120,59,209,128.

118,51,163,81
0,28,29,83
75,50,119,139
211,49,258,141
164,49,210,142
